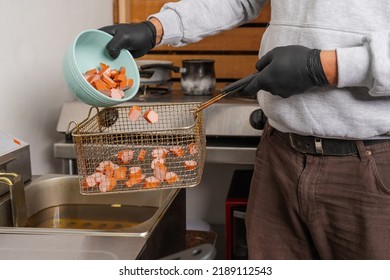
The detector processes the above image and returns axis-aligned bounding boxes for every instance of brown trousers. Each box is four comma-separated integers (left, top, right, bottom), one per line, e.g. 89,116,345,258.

246,124,390,259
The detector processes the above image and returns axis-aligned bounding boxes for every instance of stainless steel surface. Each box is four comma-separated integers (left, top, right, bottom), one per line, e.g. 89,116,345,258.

136,60,175,84
0,174,186,259
54,141,258,165
57,92,261,137
0,173,27,227
0,132,32,196
0,174,180,237
0,233,143,259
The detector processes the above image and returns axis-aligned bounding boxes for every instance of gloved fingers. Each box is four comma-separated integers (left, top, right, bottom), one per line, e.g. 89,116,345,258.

255,50,273,71
238,76,262,96
129,49,148,59
99,25,117,36
106,38,147,59
105,34,130,59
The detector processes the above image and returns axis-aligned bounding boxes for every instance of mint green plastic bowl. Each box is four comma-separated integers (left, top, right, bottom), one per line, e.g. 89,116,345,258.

63,29,140,107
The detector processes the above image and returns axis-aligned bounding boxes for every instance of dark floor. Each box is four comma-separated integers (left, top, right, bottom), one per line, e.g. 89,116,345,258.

211,224,226,260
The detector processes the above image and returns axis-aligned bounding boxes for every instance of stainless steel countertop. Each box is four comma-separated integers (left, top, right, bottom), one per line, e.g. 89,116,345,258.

0,175,147,260
0,233,146,259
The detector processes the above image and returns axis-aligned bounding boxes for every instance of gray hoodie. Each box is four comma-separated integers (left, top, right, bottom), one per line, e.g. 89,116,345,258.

151,0,390,139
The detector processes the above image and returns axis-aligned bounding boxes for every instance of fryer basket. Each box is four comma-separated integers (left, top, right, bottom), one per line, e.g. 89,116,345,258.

69,103,206,195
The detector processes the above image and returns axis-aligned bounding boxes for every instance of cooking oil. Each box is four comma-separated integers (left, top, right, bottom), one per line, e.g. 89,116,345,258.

26,204,157,230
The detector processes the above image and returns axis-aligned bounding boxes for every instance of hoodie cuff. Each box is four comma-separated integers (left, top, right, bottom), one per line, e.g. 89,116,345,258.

336,44,372,89
148,9,183,46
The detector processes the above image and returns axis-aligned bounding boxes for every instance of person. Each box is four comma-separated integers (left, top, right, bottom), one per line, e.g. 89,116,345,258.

99,0,390,260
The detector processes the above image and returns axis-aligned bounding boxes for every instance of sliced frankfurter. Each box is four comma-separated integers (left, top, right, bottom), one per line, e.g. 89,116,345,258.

151,148,168,158
114,73,126,83
184,160,198,170
107,177,117,191
153,162,167,181
144,109,159,124
151,157,165,169
165,172,179,184
114,166,127,180
103,164,115,177
125,174,145,188
137,149,147,161
111,88,125,99
129,166,143,179
86,73,101,84
128,105,142,122
99,63,110,75
117,149,134,164
109,69,119,79
93,79,111,93
85,68,98,75
143,176,160,189
188,143,198,155
102,73,117,88
83,63,132,100
170,146,185,157
83,175,97,188
90,172,105,184
96,160,116,172
97,174,109,192
99,175,117,192
119,78,133,91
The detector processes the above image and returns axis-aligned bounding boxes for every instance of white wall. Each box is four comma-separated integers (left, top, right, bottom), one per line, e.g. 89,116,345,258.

0,0,113,175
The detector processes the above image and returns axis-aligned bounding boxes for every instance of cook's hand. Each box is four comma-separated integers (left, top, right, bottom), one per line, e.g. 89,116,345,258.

240,45,329,98
99,21,157,59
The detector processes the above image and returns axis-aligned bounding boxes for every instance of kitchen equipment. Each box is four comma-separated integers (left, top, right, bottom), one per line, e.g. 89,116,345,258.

136,60,185,85
181,59,216,96
68,72,258,195
195,72,257,113
225,169,252,259
0,174,186,260
69,103,206,195
63,29,140,107
0,131,32,197
137,59,216,96
0,172,27,227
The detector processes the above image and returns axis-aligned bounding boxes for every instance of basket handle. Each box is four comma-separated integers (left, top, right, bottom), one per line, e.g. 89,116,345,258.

194,72,258,114
66,106,100,135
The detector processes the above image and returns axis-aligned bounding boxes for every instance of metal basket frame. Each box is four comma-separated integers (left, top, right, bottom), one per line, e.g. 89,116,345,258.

69,103,206,195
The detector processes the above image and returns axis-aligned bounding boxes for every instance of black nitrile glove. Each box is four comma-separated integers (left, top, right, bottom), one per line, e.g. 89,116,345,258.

99,21,157,59
240,45,329,98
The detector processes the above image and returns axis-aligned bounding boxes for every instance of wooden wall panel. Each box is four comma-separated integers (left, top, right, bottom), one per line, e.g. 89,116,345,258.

120,0,270,24
154,27,265,52
138,54,259,80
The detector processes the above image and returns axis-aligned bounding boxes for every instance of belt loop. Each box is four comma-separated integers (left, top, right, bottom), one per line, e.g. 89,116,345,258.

356,140,369,161
314,138,324,155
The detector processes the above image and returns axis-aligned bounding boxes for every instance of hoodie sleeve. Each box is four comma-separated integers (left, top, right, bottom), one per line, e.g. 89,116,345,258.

337,30,390,97
149,0,266,46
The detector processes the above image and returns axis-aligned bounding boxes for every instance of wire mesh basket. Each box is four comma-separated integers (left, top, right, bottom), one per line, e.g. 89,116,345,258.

69,103,206,195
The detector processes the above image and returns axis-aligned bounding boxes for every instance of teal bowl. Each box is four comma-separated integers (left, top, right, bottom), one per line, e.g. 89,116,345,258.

63,29,140,107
